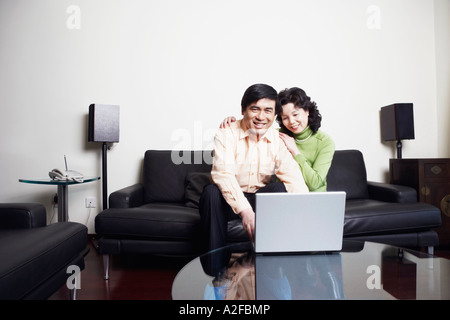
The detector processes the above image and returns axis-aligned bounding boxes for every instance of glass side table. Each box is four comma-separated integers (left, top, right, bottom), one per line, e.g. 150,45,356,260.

19,177,100,222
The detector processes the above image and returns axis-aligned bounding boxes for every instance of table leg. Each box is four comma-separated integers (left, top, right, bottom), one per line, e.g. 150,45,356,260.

57,184,69,222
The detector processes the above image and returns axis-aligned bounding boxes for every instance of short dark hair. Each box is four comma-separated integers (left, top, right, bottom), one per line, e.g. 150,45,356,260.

277,87,322,133
241,84,280,114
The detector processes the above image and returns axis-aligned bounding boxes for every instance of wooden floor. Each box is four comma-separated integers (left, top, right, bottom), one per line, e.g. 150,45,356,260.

49,236,192,300
49,237,450,300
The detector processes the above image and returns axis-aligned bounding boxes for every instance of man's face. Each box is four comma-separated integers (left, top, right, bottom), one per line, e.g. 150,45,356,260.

241,98,276,137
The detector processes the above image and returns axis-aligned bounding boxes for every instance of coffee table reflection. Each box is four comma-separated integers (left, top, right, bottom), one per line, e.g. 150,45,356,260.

172,241,450,300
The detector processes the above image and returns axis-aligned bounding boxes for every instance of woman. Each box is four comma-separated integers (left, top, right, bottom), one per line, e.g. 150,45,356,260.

220,87,334,192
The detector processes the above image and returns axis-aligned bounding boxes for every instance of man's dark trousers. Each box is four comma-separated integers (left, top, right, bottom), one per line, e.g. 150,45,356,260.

199,182,287,252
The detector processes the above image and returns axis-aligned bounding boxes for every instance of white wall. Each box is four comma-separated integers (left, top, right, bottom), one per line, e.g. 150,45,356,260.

0,0,448,233
435,0,450,157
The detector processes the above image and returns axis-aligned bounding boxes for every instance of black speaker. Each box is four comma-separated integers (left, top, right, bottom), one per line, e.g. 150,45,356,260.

380,103,414,141
88,104,120,143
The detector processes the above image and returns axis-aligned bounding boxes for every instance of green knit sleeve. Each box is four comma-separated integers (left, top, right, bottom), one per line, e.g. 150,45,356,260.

293,136,335,192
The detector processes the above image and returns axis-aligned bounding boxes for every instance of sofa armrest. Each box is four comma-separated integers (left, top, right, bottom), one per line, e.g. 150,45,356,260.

109,183,145,208
367,181,418,203
0,203,47,229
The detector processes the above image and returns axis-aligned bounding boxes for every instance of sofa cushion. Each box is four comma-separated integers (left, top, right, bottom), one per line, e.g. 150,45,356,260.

143,150,212,203
185,172,211,208
95,203,202,241
343,200,442,236
327,150,369,200
0,222,87,299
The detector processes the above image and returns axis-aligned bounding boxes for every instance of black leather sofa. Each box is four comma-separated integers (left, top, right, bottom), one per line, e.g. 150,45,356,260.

0,203,88,300
95,149,442,279
326,150,441,249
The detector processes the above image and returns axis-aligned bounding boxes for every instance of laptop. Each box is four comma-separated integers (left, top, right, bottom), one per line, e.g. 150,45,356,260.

254,192,346,254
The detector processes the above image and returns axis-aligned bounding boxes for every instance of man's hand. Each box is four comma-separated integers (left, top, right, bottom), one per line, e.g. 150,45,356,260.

239,208,255,242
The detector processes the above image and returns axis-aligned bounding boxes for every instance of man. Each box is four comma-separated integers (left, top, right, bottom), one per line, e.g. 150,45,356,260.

199,84,308,251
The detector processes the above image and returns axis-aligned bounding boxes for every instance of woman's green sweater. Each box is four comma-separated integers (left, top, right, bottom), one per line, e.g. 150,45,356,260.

283,126,335,192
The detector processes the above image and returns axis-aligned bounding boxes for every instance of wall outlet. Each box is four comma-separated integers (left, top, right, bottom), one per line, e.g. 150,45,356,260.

85,197,96,208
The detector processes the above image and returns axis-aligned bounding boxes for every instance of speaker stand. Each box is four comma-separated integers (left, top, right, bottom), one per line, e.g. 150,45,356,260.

102,142,108,210
396,140,402,159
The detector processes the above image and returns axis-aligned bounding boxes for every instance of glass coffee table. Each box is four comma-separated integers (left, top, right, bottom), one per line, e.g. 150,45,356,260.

172,240,450,300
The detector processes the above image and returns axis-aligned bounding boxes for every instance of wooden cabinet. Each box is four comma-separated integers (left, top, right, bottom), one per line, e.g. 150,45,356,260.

389,158,450,245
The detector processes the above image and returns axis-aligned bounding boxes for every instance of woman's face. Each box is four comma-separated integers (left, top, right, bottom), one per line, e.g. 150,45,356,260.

280,103,309,134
